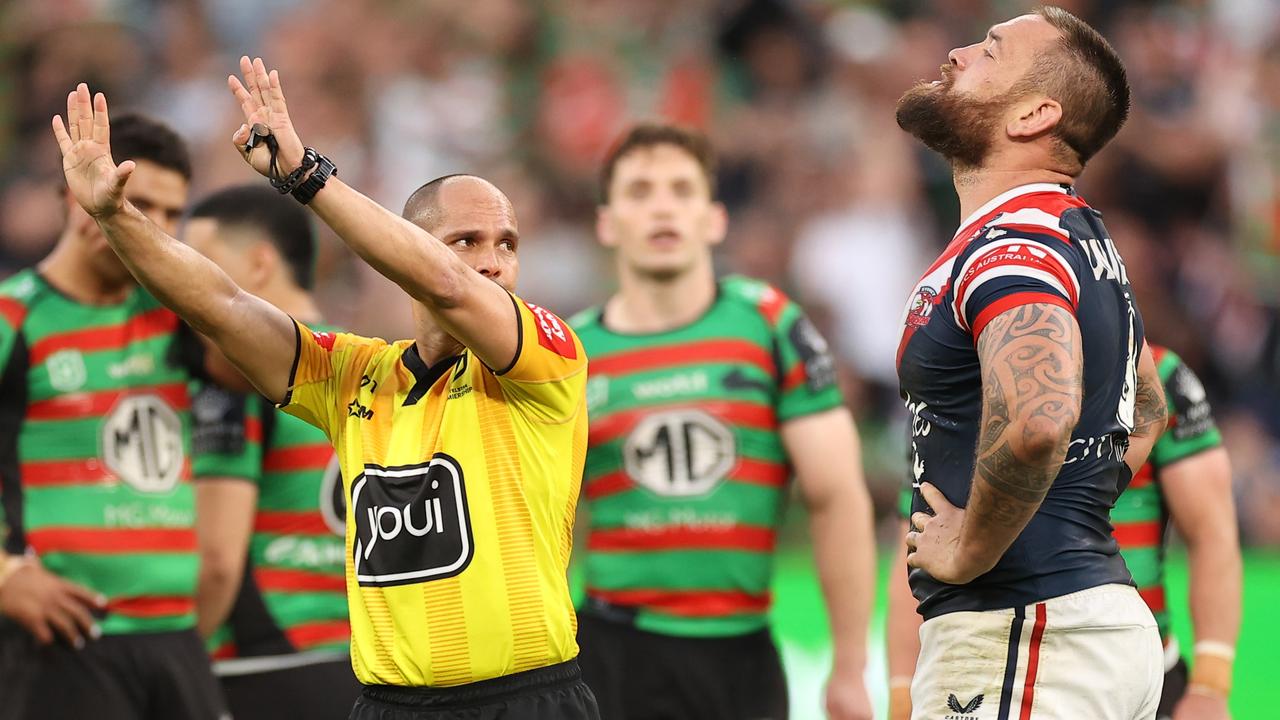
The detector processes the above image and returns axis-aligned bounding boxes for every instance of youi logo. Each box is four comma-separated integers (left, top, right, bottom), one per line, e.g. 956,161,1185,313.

351,454,474,587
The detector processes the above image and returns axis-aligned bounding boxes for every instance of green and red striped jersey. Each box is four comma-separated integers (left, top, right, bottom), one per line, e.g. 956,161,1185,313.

572,276,843,637
896,343,1221,642
190,324,348,665
0,270,198,634
1113,344,1221,641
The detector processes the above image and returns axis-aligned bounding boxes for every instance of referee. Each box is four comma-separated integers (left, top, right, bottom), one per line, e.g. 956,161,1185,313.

51,57,598,720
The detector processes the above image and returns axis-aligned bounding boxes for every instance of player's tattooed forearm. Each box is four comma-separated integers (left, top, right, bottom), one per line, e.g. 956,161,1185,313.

1132,366,1167,438
972,303,1083,519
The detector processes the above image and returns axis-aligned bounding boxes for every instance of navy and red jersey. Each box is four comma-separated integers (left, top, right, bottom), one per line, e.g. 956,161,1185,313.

897,183,1144,620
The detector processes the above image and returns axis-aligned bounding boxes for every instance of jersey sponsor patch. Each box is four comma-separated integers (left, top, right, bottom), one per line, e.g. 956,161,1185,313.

788,316,836,392
102,394,186,494
351,454,474,587
190,385,246,456
1168,363,1214,441
312,331,337,351
525,302,577,359
623,409,736,497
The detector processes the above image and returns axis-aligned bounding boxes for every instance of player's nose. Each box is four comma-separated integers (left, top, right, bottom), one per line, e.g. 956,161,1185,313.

947,46,968,70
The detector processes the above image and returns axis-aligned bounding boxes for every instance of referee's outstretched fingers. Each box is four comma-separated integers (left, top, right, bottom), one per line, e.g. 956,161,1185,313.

226,56,306,178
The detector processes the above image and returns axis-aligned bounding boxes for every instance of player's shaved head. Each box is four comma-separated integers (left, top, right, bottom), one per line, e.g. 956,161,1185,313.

402,174,510,232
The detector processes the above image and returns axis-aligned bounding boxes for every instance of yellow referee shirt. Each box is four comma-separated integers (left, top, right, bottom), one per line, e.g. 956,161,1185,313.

280,295,587,687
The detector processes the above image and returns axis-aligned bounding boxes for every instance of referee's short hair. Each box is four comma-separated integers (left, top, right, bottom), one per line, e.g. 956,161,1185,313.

189,185,316,290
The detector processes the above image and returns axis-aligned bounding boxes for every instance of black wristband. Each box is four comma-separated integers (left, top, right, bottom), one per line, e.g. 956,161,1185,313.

290,151,337,205
271,148,318,195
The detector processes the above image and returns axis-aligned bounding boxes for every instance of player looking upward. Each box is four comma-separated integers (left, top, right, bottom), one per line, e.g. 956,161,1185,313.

894,7,1168,719
183,185,360,720
50,56,598,720
570,122,876,720
0,114,228,720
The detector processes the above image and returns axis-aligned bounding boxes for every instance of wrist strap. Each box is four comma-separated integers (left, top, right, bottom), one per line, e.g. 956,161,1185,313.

290,151,337,205
1194,640,1236,661
271,148,319,195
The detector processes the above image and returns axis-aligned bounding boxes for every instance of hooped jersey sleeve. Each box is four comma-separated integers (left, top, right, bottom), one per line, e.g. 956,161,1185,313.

190,383,263,483
279,321,387,439
1150,348,1222,469
493,294,588,423
951,225,1083,340
764,291,843,422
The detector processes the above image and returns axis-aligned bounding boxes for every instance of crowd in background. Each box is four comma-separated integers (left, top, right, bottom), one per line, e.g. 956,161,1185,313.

1,0,1278,545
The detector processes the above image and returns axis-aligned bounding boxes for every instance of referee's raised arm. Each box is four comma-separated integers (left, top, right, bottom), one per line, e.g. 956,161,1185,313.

227,57,520,372
51,83,299,404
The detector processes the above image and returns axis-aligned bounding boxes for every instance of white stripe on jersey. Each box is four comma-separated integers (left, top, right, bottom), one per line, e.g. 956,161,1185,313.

954,183,1069,238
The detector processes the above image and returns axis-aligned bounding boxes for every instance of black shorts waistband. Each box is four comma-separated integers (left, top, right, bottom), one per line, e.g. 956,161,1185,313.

360,659,581,708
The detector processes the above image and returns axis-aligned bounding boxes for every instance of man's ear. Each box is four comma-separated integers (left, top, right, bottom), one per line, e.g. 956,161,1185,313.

1007,96,1062,139
707,202,728,247
596,206,618,248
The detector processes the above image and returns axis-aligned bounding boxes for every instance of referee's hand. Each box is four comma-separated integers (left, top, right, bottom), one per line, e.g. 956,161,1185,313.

0,561,104,648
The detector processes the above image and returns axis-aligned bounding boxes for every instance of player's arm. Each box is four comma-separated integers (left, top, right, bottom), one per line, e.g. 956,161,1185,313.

885,518,922,720
189,385,262,639
909,303,1083,583
1164,447,1240,712
195,482,257,639
784,408,875,720
50,85,297,403
227,57,516,371
1123,343,1166,477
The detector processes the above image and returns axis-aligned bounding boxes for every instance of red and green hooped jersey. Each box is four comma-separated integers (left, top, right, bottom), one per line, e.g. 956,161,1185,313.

0,270,198,635
1112,344,1221,640
572,276,843,637
191,322,348,662
896,344,1221,641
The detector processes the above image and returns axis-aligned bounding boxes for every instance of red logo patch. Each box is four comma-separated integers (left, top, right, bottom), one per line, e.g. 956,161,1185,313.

312,331,337,351
525,302,577,359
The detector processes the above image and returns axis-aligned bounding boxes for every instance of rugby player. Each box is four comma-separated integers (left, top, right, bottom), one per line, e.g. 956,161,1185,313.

51,55,597,719
570,123,876,720
894,7,1168,718
0,114,227,719
886,343,1240,720
184,185,360,719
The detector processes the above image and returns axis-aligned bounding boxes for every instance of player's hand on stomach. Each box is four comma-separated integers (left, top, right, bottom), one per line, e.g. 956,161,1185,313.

1173,691,1230,720
51,84,133,220
825,672,874,720
906,483,988,585
0,559,104,648
228,56,306,178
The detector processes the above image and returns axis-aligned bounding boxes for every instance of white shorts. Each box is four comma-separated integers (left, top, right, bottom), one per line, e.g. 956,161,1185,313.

910,584,1163,720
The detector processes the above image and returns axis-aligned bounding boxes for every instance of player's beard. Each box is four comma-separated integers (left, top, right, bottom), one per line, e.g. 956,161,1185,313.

895,77,1008,170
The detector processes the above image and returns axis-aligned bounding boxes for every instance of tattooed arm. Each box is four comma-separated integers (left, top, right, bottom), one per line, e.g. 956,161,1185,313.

1123,343,1166,476
907,303,1083,583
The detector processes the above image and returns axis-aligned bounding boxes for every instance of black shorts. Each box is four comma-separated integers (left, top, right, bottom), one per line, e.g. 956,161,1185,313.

1156,657,1189,720
0,625,227,720
219,656,362,720
576,611,788,720
349,659,599,720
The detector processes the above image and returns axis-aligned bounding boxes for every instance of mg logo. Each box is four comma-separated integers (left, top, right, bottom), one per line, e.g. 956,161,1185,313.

101,394,184,494
623,409,736,497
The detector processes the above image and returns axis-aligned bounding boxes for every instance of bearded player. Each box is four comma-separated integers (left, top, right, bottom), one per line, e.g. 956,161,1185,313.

894,7,1169,719
571,123,876,720
887,342,1241,720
